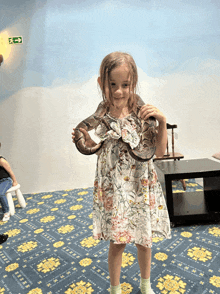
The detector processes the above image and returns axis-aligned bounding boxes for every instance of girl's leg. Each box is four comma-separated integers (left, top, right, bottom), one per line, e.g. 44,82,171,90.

108,242,126,286
136,244,151,279
0,195,9,214
136,244,153,293
0,178,12,214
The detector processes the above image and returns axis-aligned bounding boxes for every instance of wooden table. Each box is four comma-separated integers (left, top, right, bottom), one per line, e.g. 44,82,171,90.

154,158,220,226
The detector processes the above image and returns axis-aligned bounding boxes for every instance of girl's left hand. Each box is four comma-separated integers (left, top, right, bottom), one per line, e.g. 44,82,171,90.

140,104,166,124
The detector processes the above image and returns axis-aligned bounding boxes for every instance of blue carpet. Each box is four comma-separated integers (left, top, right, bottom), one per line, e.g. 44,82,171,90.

0,180,219,294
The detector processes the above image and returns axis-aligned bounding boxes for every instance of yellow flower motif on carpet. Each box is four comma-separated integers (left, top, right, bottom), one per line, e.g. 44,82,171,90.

181,232,192,238
40,216,55,223
187,247,212,262
209,275,220,288
34,228,44,234
51,208,58,211
152,237,164,243
121,253,135,268
77,198,83,202
78,191,88,195
154,252,168,261
62,193,68,196
27,288,43,294
121,282,133,294
188,183,197,187
54,199,66,204
89,213,93,219
70,205,83,211
79,258,93,267
19,219,28,223
173,189,185,193
5,263,19,272
89,225,93,230
17,241,38,253
80,236,100,248
57,225,75,234
15,204,22,208
53,241,64,248
157,274,186,293
37,257,60,273
67,215,76,219
42,194,53,199
0,287,5,293
26,208,40,214
209,227,220,237
65,281,94,294
37,202,44,205
4,229,21,237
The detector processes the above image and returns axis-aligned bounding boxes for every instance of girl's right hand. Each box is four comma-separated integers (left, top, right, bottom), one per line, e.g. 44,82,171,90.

72,128,96,148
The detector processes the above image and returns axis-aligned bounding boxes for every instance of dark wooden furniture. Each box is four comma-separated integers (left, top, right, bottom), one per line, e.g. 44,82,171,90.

154,158,220,227
153,123,186,190
153,123,184,161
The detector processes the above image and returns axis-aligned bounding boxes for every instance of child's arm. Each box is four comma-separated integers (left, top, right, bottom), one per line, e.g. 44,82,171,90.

154,120,167,157
0,158,18,186
140,104,167,157
72,128,97,148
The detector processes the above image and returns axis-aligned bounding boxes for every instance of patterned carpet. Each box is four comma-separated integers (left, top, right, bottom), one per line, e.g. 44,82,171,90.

0,179,220,294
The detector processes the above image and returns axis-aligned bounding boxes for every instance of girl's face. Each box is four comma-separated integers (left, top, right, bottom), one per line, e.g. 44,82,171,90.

108,64,131,109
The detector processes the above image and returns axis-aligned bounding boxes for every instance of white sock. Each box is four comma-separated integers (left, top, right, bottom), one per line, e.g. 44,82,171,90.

140,277,151,294
110,284,121,294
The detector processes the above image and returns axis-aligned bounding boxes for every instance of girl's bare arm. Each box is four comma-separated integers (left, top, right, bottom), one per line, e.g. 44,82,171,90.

0,158,18,186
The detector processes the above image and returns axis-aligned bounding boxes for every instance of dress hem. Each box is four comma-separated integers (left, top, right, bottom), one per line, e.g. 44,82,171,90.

93,232,172,248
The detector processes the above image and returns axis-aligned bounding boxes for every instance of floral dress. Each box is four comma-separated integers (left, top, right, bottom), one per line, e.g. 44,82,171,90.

93,112,171,248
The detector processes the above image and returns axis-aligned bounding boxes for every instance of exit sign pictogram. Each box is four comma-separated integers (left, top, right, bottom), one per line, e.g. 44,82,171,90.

8,36,23,44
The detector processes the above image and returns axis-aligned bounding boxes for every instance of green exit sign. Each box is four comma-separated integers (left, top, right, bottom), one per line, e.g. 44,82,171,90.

8,36,23,44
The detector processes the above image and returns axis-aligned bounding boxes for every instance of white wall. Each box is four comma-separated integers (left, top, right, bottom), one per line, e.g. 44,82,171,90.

0,77,101,193
138,62,220,160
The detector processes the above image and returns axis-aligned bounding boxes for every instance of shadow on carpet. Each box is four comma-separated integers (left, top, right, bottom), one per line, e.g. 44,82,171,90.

0,181,219,294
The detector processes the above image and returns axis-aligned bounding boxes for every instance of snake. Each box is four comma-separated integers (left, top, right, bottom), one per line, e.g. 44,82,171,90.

74,95,156,162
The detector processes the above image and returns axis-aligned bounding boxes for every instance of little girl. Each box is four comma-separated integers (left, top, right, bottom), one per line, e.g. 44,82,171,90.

72,52,171,294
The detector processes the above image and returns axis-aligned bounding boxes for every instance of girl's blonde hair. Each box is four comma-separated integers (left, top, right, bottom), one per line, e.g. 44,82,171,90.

98,51,138,111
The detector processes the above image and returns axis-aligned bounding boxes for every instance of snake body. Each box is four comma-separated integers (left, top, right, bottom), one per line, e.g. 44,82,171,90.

74,95,156,161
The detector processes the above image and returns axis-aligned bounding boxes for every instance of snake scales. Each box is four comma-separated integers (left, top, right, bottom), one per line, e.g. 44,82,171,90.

74,95,156,162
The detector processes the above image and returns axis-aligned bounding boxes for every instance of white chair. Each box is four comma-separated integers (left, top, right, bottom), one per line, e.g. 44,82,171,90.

6,184,26,216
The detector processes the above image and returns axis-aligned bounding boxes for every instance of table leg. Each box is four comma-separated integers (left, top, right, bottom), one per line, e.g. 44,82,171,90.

165,176,174,221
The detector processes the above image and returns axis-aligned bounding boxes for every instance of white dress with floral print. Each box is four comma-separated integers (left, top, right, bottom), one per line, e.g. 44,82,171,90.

93,112,171,248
